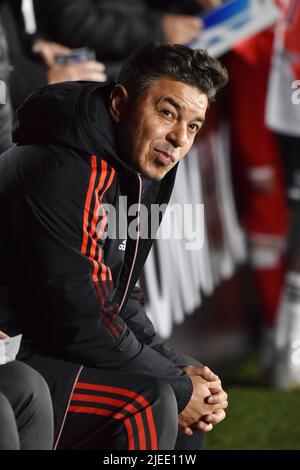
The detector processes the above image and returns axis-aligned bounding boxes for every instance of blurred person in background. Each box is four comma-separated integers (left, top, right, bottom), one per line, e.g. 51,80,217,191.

33,0,221,79
265,0,300,388
226,26,288,378
0,0,106,112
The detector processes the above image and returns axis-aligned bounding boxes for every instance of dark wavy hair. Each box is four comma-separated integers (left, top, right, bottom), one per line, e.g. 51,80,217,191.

117,42,229,103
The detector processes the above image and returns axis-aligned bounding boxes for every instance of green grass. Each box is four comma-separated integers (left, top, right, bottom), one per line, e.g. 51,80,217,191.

204,353,300,450
205,387,300,450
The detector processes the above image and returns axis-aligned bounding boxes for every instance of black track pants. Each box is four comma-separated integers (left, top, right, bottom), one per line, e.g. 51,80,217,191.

57,367,204,450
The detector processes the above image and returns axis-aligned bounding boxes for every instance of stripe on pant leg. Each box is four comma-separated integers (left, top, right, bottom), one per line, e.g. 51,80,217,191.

75,382,157,449
72,382,157,449
67,405,135,449
71,393,146,449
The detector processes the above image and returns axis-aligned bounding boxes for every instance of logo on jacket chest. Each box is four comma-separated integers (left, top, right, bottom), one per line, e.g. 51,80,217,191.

118,239,127,251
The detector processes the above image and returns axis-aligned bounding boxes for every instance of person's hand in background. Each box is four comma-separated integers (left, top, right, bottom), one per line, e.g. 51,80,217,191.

33,39,71,67
195,0,223,11
162,14,202,44
162,0,223,45
47,61,107,84
33,39,107,84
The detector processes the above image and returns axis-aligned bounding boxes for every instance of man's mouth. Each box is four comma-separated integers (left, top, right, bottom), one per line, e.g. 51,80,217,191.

154,148,175,166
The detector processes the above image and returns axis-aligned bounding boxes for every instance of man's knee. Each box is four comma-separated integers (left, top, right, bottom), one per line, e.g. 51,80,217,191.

147,380,178,449
151,379,177,404
19,363,52,417
2,361,52,416
149,379,178,419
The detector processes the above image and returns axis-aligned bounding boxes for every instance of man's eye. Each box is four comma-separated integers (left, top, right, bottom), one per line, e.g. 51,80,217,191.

189,123,199,132
161,109,173,118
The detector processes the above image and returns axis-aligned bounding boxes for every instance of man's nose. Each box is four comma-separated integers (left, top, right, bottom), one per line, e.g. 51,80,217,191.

167,124,188,148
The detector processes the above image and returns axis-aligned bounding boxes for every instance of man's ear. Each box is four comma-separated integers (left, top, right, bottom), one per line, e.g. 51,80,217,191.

110,84,129,123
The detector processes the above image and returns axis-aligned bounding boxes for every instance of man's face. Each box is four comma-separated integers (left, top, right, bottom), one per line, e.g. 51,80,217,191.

111,77,208,181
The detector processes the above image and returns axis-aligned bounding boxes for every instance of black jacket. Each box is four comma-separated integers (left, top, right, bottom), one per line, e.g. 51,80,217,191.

0,81,197,441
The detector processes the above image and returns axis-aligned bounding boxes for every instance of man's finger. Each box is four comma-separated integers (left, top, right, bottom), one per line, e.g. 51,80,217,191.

200,365,219,381
201,409,226,425
207,379,222,394
193,420,213,432
207,390,227,404
209,400,228,413
179,424,193,436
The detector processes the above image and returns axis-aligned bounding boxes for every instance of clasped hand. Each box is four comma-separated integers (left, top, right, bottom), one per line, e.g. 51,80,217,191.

179,365,228,435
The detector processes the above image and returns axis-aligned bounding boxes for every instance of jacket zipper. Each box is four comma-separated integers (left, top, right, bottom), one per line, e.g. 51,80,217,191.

118,173,142,313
